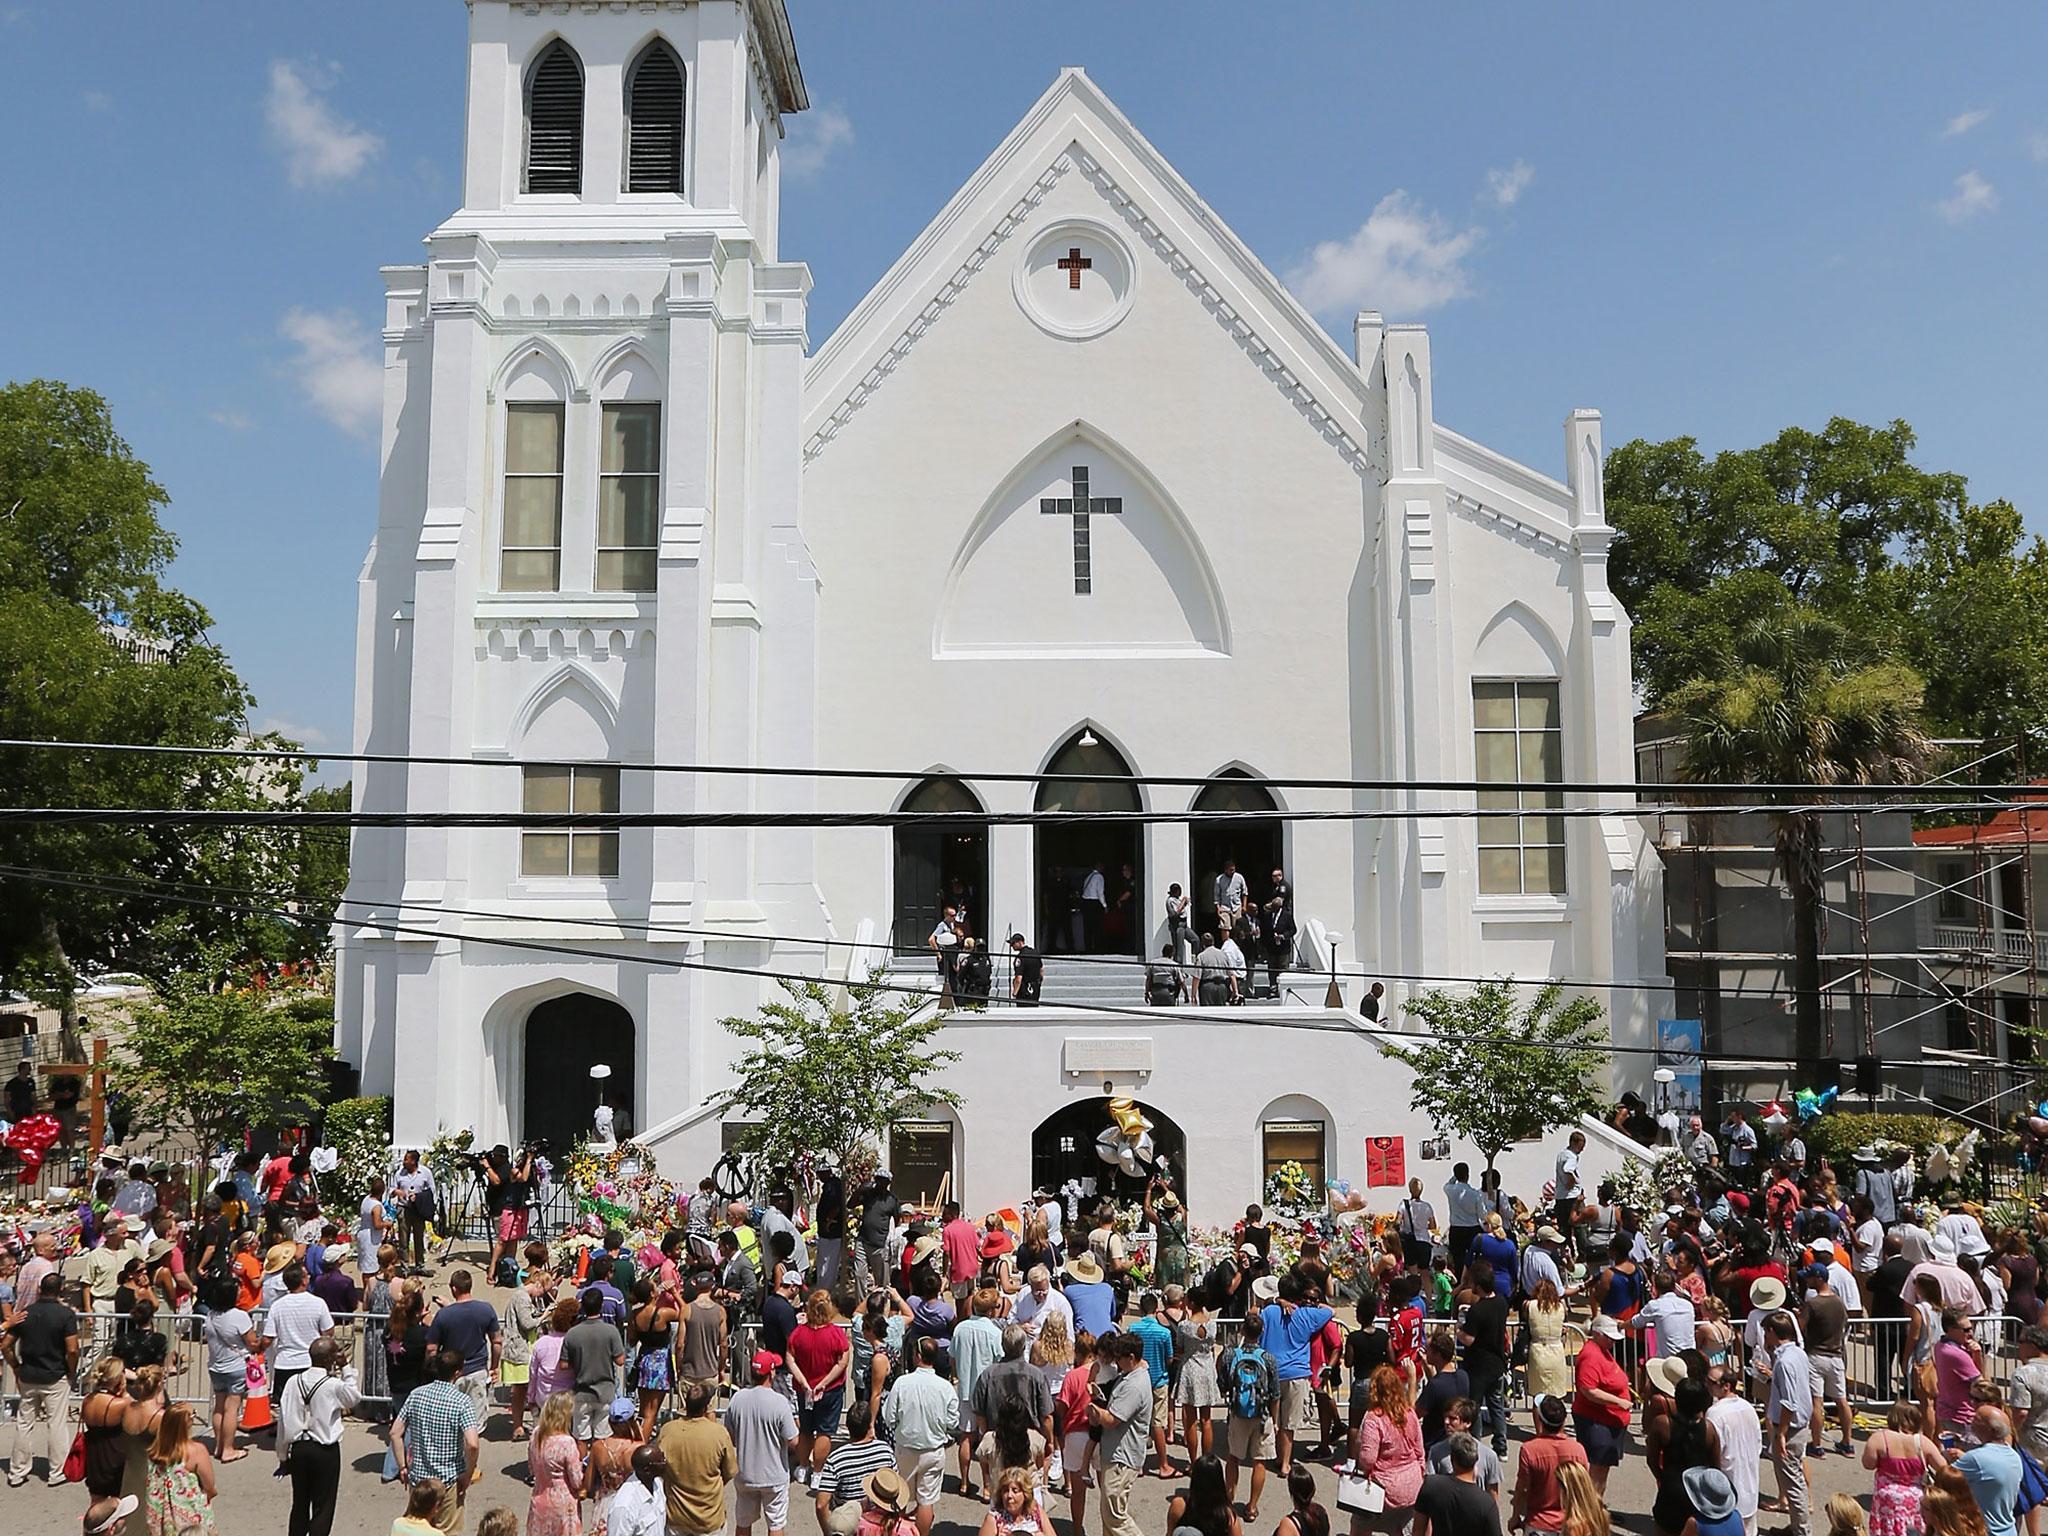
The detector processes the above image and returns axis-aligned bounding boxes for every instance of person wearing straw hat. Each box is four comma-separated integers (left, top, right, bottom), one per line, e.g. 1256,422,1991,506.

1061,1251,1117,1342
856,1466,921,1536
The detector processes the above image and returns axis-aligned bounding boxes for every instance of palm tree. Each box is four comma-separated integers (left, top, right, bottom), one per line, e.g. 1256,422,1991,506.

1667,610,1931,1077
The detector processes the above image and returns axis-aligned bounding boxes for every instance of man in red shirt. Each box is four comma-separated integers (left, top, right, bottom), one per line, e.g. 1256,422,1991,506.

939,1202,980,1305
1512,1394,1588,1533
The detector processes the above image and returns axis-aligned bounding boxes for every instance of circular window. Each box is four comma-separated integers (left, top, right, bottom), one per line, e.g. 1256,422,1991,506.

1013,221,1137,342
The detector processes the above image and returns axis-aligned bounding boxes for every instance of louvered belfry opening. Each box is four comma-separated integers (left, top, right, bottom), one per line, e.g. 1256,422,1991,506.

625,43,686,194
525,41,584,194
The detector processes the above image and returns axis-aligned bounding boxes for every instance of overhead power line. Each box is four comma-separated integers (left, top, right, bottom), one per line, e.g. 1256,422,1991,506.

0,859,1981,1061
0,735,2039,799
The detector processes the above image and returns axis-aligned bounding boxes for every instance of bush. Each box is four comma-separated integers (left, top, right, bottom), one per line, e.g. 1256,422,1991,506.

1804,1112,1961,1159
319,1095,393,1219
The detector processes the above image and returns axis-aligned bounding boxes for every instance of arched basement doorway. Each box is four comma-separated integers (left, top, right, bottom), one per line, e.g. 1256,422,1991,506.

1189,770,1284,939
892,776,989,953
1036,730,1143,955
1031,1096,1188,1207
524,994,635,1154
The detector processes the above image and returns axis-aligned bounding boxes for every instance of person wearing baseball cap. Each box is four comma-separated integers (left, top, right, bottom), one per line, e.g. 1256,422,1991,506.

727,1350,800,1536
1571,1314,1631,1492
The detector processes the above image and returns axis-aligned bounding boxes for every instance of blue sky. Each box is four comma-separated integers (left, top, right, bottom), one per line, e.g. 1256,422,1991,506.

2,2,2043,755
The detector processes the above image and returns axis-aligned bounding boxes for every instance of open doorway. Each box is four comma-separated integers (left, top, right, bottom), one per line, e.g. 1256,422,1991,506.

892,777,989,952
1035,730,1143,955
1187,770,1285,939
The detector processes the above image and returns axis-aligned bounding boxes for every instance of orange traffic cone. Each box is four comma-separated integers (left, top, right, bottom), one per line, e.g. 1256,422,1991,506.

241,1360,273,1432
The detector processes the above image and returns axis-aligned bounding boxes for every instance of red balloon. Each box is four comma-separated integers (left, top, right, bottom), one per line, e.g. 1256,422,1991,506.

3,1112,61,1183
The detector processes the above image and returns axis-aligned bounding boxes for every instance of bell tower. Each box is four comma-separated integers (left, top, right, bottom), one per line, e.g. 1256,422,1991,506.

338,0,825,1159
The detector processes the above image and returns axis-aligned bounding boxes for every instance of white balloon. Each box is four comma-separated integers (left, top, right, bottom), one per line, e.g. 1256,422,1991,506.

1132,1131,1156,1167
1095,1127,1124,1167
1118,1147,1142,1178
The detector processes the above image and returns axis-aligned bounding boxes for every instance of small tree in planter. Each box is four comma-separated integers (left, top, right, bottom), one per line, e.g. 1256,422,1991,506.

1385,980,1608,1173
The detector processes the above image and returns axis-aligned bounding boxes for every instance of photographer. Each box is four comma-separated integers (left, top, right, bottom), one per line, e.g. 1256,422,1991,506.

482,1144,538,1290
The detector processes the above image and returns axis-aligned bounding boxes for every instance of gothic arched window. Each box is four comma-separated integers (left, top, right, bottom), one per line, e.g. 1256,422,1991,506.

524,40,585,194
624,42,686,194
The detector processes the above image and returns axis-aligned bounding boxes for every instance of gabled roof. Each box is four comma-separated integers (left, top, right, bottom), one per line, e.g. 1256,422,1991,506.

1915,789,2048,847
802,68,1379,477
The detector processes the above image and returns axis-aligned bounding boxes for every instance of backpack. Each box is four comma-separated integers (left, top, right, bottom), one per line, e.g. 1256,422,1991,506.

1226,1347,1269,1420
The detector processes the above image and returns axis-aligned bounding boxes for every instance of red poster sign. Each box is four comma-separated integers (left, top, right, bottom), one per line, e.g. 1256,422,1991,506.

1365,1135,1406,1188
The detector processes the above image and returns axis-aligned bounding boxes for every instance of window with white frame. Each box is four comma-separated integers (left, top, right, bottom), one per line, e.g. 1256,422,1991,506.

596,403,660,592
521,764,620,878
1474,680,1566,895
501,403,565,593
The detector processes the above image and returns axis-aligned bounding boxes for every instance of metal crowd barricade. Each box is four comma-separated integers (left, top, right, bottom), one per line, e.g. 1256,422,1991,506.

1841,1313,2020,1406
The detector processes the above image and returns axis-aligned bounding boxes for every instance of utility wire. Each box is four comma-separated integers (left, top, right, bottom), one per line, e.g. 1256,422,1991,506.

0,859,1969,1069
6,797,2048,830
0,735,2040,799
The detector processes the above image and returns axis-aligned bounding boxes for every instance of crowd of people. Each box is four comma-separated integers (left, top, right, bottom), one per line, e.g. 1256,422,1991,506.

7,1114,2048,1536
922,860,1300,1008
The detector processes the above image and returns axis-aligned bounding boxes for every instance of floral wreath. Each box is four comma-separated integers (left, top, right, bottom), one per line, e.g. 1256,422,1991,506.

565,1139,675,1228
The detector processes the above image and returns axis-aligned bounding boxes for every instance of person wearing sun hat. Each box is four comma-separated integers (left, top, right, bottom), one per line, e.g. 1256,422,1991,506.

1061,1251,1117,1341
1683,1465,1746,1536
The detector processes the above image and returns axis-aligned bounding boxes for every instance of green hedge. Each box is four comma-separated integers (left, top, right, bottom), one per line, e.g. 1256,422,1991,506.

1804,1112,1965,1158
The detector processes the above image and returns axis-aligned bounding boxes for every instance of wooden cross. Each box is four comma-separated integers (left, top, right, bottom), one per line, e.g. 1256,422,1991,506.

1056,247,1092,289
1040,466,1121,594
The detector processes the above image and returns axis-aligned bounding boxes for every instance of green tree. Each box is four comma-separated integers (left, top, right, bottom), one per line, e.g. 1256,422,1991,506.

1897,499,2048,748
710,972,962,1183
0,380,313,1052
118,972,334,1158
1384,980,1608,1172
1605,417,1965,708
1667,611,1931,1073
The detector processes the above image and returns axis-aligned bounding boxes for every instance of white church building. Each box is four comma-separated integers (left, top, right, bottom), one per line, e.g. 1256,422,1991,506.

336,0,1666,1217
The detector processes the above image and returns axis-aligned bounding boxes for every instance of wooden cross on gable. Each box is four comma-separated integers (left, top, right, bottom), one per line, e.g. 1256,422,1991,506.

1056,248,1092,289
1040,466,1120,594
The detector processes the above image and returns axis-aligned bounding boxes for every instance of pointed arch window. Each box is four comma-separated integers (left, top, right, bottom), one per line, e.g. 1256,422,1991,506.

1036,733,1139,813
624,42,686,194
525,41,584,194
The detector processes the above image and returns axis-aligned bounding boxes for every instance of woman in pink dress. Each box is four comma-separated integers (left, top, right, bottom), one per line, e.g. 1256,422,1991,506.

526,1392,586,1536
1864,1400,1948,1536
1349,1365,1424,1536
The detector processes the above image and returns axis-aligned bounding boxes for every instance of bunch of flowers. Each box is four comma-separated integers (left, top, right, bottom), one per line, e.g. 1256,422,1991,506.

425,1129,476,1187
1264,1160,1324,1222
564,1138,675,1228
1610,1150,1692,1214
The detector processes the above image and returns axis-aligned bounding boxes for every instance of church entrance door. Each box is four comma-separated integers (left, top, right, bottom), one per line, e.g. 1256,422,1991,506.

1031,1097,1186,1207
523,994,635,1156
891,778,989,953
1035,731,1143,956
1188,772,1285,944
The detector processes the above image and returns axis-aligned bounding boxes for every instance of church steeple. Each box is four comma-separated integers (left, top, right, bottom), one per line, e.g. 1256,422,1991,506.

455,0,805,247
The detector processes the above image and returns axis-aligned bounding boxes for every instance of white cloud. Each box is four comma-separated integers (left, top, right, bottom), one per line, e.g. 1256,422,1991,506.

258,716,332,749
1935,169,1998,224
82,89,111,113
279,307,382,440
266,59,382,188
1482,159,1535,208
209,409,254,431
781,103,852,179
1286,191,1482,317
1941,107,1992,138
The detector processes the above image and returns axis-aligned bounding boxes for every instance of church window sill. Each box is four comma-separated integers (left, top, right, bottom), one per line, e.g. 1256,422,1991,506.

1473,895,1571,921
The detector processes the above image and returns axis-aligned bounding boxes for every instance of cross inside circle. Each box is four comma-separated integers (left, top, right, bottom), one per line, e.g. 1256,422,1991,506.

1056,247,1092,290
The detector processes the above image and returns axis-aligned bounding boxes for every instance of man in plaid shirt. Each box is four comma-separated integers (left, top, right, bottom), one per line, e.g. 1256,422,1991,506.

392,1347,482,1533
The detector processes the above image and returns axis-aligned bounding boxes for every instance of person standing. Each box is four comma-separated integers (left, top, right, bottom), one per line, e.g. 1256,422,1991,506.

1553,1132,1587,1260
1511,1395,1588,1536
788,1289,853,1482
1457,1267,1512,1459
1702,1365,1760,1536
392,1150,437,1273
265,1262,335,1410
1163,885,1193,964
1262,868,1296,999
1219,928,1248,1005
1397,1179,1437,1274
276,1336,361,1536
678,1274,729,1398
1442,1166,1486,1274
392,1347,484,1535
1954,1406,2024,1536
1008,934,1043,1007
657,1381,738,1536
1571,1316,1631,1496
1091,1333,1154,1536
425,1268,501,1416
4,1270,79,1487
727,1350,800,1536
883,1337,960,1536
1798,1265,1854,1457
1764,1312,1814,1536
4,1060,35,1122
563,1287,628,1451
1413,1431,1500,1536
853,1171,903,1293
1213,861,1248,935
1195,934,1232,1007
952,1288,1006,1499
1258,1273,1335,1479
1079,865,1109,953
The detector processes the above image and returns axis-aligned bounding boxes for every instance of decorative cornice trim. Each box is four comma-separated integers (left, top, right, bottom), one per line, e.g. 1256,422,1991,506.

1446,489,1571,555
